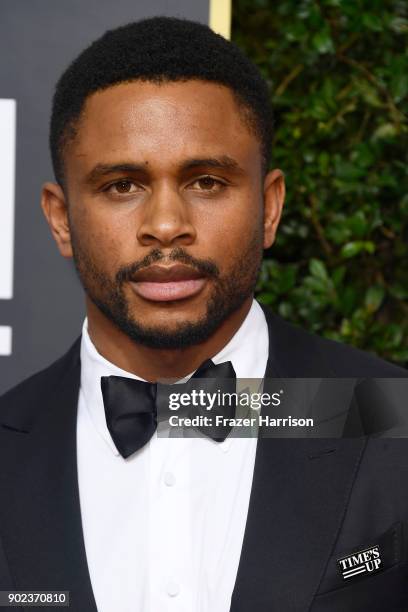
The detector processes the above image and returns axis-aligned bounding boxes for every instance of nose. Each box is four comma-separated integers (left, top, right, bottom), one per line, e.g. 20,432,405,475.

137,184,196,248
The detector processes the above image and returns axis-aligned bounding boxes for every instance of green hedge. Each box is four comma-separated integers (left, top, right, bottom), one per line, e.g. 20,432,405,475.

232,0,408,366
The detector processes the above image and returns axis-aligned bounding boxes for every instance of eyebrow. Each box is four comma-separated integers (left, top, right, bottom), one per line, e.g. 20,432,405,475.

84,155,245,184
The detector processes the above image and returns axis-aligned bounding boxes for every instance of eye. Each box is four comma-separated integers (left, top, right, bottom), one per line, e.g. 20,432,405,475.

106,180,139,195
189,176,226,192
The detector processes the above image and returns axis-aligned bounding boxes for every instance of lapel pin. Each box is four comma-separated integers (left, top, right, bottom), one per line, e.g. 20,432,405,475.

337,545,382,580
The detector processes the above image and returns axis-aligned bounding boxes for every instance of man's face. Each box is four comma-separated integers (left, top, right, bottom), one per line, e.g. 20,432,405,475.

44,80,284,348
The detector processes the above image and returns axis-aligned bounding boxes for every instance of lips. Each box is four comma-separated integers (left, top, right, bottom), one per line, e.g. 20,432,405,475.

129,264,207,302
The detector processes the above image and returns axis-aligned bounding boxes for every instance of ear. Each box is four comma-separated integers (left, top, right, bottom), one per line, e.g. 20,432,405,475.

41,182,73,258
263,169,285,249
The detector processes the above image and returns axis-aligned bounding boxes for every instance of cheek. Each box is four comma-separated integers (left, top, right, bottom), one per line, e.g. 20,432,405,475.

70,202,135,271
196,197,262,259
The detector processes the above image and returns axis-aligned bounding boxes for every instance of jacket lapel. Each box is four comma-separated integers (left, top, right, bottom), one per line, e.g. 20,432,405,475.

230,305,366,611
0,339,97,612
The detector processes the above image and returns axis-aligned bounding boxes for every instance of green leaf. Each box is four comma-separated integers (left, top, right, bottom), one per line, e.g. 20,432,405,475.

276,266,297,293
312,30,335,54
399,194,408,215
339,286,358,316
318,151,330,175
340,242,363,258
309,258,329,281
390,72,408,103
354,80,383,108
372,123,398,141
304,276,330,294
340,241,375,258
384,324,403,349
332,266,346,288
362,13,383,32
278,301,294,318
257,292,275,306
365,285,385,313
389,284,408,300
335,159,366,180
347,211,368,238
363,241,375,254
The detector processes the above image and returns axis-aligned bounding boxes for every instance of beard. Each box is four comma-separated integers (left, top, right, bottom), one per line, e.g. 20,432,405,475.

70,227,264,350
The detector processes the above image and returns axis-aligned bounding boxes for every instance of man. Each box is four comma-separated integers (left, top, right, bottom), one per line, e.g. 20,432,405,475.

0,16,407,612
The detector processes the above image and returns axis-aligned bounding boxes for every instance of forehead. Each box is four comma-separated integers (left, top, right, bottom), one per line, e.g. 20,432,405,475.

66,80,261,174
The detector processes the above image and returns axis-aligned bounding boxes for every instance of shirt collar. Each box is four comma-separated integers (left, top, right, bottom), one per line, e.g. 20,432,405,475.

79,299,269,456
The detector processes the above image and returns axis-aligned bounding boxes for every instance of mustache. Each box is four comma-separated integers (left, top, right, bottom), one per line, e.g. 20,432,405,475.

116,247,220,284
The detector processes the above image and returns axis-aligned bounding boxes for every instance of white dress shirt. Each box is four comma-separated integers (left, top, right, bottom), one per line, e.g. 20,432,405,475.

76,299,269,612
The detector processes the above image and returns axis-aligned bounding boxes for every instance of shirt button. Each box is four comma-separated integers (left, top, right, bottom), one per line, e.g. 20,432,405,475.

164,472,176,487
166,580,179,597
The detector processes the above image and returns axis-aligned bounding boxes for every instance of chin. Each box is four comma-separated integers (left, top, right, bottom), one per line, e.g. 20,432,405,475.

131,298,208,323
132,314,205,338
122,321,216,350
117,304,224,350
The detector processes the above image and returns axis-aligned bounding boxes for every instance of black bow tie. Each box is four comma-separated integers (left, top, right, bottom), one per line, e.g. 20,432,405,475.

101,359,236,458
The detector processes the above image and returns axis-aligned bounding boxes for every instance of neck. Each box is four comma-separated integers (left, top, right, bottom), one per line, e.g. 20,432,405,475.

85,297,253,382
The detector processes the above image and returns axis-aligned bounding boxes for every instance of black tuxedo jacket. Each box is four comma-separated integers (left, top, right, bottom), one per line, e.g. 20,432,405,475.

1,305,407,612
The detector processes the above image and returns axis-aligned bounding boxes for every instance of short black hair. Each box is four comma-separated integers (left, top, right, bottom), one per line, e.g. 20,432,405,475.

50,16,274,185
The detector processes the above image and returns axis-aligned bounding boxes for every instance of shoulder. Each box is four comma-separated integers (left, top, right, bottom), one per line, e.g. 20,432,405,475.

0,337,81,425
260,303,407,377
